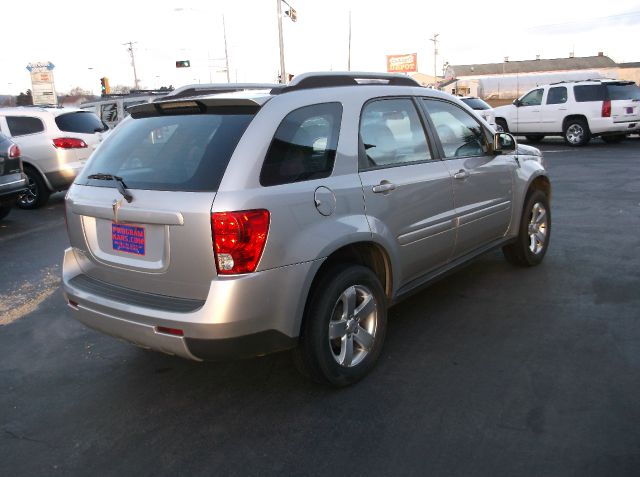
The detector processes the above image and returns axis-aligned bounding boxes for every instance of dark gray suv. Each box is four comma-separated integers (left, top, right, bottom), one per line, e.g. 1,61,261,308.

62,72,551,386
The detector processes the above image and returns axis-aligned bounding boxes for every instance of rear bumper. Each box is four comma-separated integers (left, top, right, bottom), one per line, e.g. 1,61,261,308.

589,118,640,135
62,247,317,361
0,174,28,205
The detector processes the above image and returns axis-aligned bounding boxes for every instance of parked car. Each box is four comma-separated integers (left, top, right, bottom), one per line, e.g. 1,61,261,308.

62,72,551,386
0,133,27,220
458,96,500,130
0,107,108,208
494,79,640,146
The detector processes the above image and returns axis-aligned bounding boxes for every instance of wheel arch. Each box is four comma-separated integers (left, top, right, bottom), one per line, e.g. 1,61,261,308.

20,160,54,191
562,114,589,132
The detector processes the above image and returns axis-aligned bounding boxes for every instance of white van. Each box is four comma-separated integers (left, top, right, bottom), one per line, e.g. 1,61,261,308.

80,93,169,130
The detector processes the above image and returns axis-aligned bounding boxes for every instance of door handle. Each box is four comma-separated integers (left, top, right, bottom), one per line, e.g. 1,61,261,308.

453,169,469,180
372,181,396,194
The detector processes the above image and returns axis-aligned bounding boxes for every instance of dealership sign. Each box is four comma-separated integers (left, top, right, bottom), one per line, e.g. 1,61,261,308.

386,53,418,73
26,61,57,106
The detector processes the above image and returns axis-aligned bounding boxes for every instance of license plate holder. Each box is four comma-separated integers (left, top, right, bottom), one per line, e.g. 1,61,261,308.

112,223,146,255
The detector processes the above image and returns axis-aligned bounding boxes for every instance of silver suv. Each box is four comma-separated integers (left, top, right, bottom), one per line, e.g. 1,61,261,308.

0,107,108,208
62,72,551,386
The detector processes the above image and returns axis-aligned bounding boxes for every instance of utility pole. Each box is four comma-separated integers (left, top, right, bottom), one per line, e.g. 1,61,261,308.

276,0,286,83
348,11,352,71
222,15,230,83
123,41,140,90
430,33,439,84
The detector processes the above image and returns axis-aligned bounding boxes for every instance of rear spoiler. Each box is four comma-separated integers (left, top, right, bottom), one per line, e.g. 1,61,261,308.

128,97,267,118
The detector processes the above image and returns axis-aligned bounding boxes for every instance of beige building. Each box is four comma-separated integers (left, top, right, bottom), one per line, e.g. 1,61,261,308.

619,62,640,84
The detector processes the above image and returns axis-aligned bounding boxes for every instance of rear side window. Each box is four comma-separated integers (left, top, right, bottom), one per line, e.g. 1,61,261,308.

76,111,255,192
260,103,342,187
56,112,106,133
574,85,606,102
6,116,45,136
547,87,567,105
606,83,640,100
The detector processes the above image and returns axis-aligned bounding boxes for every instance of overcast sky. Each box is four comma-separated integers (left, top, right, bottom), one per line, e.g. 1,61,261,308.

2,0,639,95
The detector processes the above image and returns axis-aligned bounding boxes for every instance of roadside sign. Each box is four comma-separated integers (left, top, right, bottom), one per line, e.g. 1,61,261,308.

27,61,57,106
386,53,418,73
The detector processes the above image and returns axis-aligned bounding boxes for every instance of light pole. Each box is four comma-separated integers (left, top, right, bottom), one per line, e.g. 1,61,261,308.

276,0,297,83
430,33,439,84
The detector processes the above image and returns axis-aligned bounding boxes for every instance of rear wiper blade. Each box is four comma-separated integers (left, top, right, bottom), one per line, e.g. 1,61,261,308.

87,173,133,203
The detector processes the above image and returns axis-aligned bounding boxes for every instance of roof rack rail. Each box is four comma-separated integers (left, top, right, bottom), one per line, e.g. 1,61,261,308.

164,83,279,100
270,72,422,95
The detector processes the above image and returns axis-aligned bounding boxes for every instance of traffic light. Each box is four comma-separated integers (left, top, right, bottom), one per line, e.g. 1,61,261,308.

285,8,297,22
175,60,191,68
100,77,110,95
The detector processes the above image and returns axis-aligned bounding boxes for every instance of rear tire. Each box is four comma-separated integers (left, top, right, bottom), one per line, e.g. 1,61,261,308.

503,190,551,267
525,135,545,143
602,134,625,144
17,167,50,209
496,118,509,133
293,264,387,387
0,205,12,220
563,118,591,147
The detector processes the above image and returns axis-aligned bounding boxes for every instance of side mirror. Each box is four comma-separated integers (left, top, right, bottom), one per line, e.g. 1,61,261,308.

493,132,516,153
512,99,521,107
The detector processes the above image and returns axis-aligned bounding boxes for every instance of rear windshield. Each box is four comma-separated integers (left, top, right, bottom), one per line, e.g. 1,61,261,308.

459,98,491,110
76,112,255,192
56,111,107,133
606,83,640,100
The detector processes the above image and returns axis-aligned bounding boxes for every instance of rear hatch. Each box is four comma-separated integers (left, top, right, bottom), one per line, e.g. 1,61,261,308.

606,82,640,123
67,100,258,300
54,111,109,163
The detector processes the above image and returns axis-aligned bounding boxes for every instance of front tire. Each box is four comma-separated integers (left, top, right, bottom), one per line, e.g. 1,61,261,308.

503,190,551,267
0,204,12,220
496,118,509,133
293,264,387,386
563,119,591,147
17,167,50,209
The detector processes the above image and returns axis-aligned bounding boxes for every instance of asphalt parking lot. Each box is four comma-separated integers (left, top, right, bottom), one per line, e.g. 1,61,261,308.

1,137,639,477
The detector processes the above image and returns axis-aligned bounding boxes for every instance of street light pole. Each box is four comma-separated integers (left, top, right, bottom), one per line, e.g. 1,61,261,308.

430,33,439,84
123,41,140,90
222,15,230,83
348,11,352,71
276,0,286,83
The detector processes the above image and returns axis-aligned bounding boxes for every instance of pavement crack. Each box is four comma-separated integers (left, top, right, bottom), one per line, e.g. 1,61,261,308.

3,429,51,447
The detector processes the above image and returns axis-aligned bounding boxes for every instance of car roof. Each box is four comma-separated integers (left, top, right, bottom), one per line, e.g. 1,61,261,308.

0,106,86,117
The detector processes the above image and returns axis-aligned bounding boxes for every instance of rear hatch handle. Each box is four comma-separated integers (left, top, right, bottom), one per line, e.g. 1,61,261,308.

70,200,184,226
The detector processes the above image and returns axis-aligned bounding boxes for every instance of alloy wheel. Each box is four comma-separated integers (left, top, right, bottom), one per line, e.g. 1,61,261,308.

527,202,548,254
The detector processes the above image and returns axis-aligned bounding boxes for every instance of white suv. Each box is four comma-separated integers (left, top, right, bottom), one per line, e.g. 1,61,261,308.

494,80,640,146
0,107,108,208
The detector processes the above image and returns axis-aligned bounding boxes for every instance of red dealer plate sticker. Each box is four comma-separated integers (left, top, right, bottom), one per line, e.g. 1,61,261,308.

112,223,146,255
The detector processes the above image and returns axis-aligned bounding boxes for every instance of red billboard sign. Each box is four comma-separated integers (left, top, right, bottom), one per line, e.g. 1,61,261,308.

386,53,418,73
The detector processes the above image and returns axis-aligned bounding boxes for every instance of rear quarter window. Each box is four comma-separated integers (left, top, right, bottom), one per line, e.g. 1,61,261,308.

55,112,106,133
6,116,45,136
260,103,342,187
76,111,255,192
606,84,640,100
574,85,606,102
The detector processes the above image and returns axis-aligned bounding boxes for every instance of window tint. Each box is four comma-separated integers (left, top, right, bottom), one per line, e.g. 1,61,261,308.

422,99,489,159
546,87,567,105
76,111,255,192
55,112,106,133
574,85,606,102
100,103,119,123
606,83,640,100
460,98,491,110
520,89,544,106
359,98,431,169
6,116,45,136
260,103,342,186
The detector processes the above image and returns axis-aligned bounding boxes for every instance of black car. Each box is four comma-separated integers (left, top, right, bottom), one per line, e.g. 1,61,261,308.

0,133,28,220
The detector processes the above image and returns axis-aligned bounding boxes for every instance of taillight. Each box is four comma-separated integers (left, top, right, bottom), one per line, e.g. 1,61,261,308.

53,137,87,149
8,144,20,158
602,99,611,118
211,210,270,275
